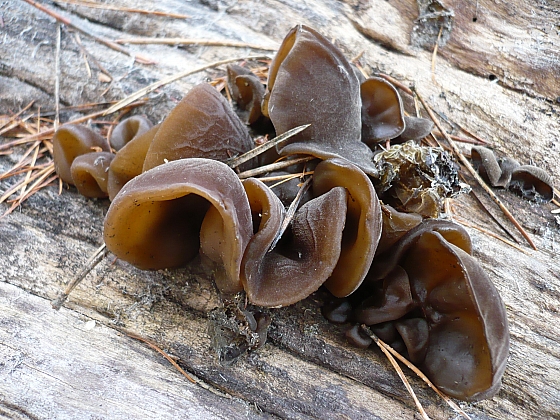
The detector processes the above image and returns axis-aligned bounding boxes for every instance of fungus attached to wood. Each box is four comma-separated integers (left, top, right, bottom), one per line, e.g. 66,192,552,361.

52,124,111,184
109,115,153,151
142,83,255,172
70,152,114,198
104,158,253,294
263,24,378,176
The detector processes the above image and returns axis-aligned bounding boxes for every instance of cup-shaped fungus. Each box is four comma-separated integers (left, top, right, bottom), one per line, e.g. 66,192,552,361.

107,124,160,200
360,77,405,145
227,65,266,125
509,165,554,202
70,152,115,198
142,83,255,172
241,178,347,307
109,115,153,151
392,116,434,144
53,124,111,184
313,158,382,297
351,219,509,401
263,24,378,176
401,230,509,401
104,158,253,294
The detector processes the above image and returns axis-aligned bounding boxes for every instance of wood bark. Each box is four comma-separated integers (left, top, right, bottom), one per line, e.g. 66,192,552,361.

1,0,559,419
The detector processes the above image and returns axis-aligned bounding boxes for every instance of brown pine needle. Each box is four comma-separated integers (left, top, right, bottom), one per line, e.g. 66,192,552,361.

268,176,312,252
413,88,537,250
103,55,271,116
120,329,196,384
362,327,431,420
54,0,190,19
52,243,107,310
362,326,471,420
0,164,53,204
237,156,314,179
226,124,310,169
22,0,155,65
453,215,530,255
115,37,278,51
0,101,34,131
258,171,314,185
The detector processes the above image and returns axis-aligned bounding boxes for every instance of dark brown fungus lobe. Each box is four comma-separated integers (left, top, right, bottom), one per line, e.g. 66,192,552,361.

345,324,373,349
264,24,378,176
321,298,353,324
109,115,153,151
142,83,254,172
354,266,414,325
241,178,348,307
376,205,422,255
52,124,110,184
313,158,382,297
471,146,503,187
360,77,405,145
107,124,160,201
401,231,509,401
509,165,554,202
392,116,434,144
226,65,265,124
104,158,253,294
70,152,114,198
368,219,472,282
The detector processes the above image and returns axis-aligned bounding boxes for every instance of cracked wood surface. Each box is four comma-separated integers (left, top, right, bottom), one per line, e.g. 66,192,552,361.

1,1,559,419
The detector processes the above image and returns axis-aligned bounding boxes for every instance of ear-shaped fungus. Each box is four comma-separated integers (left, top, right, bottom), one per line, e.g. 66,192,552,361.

313,158,382,297
70,152,115,198
264,24,378,176
241,178,347,307
142,83,255,172
104,158,253,294
509,165,554,202
227,65,266,124
107,124,160,200
392,116,434,144
360,77,405,145
109,115,153,151
52,124,111,184
353,219,509,401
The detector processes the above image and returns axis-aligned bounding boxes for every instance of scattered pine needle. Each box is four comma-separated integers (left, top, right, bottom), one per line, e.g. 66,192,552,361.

52,243,107,310
103,55,271,116
237,156,315,179
226,124,310,169
53,0,191,19
362,327,431,420
115,37,278,51
431,25,443,84
362,326,471,420
22,0,155,65
413,87,537,250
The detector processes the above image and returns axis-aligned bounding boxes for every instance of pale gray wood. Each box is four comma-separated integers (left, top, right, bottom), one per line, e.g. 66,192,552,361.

1,0,559,419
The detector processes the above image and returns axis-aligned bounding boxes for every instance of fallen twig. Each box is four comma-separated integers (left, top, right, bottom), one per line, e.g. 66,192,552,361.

115,37,278,51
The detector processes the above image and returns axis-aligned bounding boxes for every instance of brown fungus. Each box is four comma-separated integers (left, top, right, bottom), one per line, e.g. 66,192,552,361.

263,24,378,176
109,115,153,151
70,152,114,198
401,230,509,401
313,158,382,297
104,158,253,294
241,178,347,307
107,124,160,201
360,77,405,145
52,124,111,184
351,219,508,401
142,83,255,172
226,65,266,125
509,165,554,202
392,116,434,144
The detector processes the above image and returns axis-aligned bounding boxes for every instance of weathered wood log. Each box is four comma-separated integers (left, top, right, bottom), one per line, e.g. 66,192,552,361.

1,0,559,419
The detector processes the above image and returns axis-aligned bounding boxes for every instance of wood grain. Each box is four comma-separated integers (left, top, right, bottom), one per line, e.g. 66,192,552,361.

1,0,559,419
